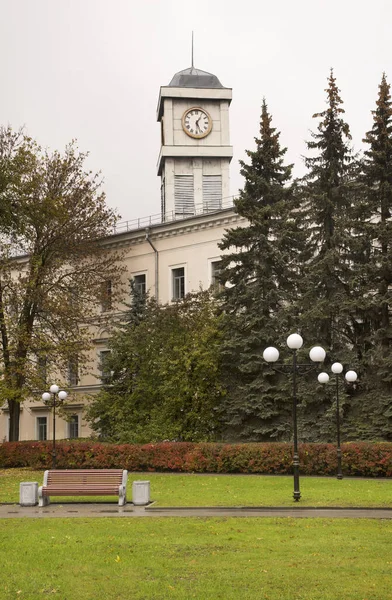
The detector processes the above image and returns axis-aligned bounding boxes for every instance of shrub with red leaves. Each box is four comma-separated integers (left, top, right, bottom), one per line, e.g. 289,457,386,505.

0,440,391,477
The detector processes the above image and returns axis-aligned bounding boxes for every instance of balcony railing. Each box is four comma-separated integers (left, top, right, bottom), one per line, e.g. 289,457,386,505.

112,196,237,235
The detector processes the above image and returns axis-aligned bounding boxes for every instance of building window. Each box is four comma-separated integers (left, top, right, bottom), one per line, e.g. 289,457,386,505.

68,415,79,439
211,261,223,292
99,350,111,383
68,357,79,386
37,417,47,441
101,280,112,312
133,274,146,296
172,267,185,300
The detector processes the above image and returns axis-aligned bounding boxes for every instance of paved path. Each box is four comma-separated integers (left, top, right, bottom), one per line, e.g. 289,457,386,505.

1,503,391,519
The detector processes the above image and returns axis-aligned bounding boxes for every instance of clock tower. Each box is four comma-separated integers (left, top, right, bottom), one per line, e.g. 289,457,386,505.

157,65,233,220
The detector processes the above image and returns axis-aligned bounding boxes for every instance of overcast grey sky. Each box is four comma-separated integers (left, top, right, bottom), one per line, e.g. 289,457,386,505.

1,0,391,223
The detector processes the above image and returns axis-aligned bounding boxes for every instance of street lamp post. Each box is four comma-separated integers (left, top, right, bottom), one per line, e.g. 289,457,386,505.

42,384,68,469
263,334,326,502
318,364,358,479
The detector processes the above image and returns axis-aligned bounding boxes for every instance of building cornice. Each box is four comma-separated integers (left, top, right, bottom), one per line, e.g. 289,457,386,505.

157,86,232,120
101,208,245,249
157,145,233,175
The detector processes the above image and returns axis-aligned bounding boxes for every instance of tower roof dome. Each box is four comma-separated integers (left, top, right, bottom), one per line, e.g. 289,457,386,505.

168,66,224,89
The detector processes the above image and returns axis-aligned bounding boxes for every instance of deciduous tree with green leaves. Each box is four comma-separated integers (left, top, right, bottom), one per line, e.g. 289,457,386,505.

0,133,125,441
87,290,225,443
0,126,30,235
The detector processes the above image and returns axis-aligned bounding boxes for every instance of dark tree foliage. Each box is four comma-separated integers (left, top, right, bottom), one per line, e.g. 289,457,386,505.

219,99,302,441
349,73,392,438
294,70,366,441
121,278,148,328
362,73,392,367
298,70,359,351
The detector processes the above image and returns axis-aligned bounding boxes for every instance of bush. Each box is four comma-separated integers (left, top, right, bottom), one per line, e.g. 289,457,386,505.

0,440,391,477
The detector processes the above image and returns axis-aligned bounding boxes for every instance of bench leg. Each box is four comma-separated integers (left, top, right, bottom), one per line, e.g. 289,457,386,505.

38,488,50,507
118,486,126,507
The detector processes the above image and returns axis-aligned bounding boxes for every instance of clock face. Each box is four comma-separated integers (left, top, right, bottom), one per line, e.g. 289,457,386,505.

182,107,212,139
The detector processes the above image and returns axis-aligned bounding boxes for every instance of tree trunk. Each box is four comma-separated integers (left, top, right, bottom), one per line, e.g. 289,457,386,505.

8,399,21,441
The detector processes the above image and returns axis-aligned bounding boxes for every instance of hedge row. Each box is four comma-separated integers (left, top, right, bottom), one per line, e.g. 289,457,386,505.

1,441,392,477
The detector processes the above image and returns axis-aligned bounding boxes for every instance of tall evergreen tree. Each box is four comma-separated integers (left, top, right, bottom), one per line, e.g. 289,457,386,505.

297,70,368,441
362,73,392,362
219,99,301,441
354,73,392,437
298,69,358,353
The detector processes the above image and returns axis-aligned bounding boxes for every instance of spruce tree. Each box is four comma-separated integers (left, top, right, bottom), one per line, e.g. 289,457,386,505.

297,70,364,441
122,278,148,327
357,73,392,437
219,99,301,441
298,69,358,350
362,73,392,361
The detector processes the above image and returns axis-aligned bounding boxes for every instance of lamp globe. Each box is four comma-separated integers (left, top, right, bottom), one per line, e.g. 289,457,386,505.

345,370,358,382
263,347,279,362
287,334,303,350
318,372,330,384
309,346,326,362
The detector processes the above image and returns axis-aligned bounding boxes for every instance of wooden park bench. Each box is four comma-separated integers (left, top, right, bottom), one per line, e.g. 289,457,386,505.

38,469,128,507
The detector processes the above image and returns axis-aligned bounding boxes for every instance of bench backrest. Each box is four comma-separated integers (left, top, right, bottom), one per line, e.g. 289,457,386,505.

44,469,126,487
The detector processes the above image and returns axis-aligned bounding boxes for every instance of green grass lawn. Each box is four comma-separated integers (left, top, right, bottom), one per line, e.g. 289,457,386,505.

1,468,391,506
0,517,391,599
1,469,392,599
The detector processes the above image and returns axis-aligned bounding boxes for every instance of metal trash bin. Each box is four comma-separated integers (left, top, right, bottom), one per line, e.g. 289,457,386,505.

132,480,150,505
20,482,38,506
